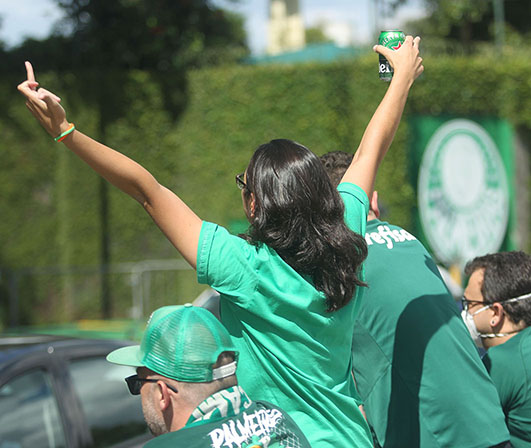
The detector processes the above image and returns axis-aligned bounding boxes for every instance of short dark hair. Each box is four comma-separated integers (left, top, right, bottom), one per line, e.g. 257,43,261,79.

465,251,531,326
213,351,236,369
320,151,353,188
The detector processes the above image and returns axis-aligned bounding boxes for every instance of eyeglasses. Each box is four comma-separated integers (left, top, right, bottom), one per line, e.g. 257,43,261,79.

460,296,485,312
235,173,246,190
125,374,178,395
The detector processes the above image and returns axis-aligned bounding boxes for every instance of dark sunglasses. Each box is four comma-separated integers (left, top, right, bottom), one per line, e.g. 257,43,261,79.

125,374,178,395
460,296,485,311
235,172,247,190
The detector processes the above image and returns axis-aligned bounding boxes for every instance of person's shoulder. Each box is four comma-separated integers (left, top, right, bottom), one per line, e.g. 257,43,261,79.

197,221,260,290
337,182,370,233
155,400,310,448
366,219,415,236
485,331,531,400
487,333,526,367
200,221,256,254
255,399,288,410
364,219,422,250
520,325,531,341
143,430,183,447
517,326,531,361
521,327,531,378
253,400,302,427
201,221,246,241
144,413,245,448
337,182,369,204
254,400,312,447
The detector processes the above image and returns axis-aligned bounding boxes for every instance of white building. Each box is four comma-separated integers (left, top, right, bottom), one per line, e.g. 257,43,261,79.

267,0,305,55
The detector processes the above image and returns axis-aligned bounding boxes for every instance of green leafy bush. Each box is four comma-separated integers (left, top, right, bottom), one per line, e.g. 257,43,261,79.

1,52,529,324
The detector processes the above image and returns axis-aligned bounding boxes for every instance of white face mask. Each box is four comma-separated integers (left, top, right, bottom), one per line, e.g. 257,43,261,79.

461,291,531,347
461,305,490,348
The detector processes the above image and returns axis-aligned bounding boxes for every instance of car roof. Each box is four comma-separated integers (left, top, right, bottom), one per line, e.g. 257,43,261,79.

0,335,132,366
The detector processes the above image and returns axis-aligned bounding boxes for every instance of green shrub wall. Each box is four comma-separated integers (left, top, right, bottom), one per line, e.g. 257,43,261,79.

1,52,529,325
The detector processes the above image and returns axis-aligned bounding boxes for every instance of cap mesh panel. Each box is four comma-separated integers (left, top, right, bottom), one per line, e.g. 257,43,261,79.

141,305,237,382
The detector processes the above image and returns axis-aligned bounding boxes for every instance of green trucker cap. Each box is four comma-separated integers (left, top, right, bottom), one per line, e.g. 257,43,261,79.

106,304,238,382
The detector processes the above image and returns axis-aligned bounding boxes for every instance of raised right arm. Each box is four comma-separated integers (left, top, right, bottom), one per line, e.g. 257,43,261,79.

18,62,202,269
340,36,424,198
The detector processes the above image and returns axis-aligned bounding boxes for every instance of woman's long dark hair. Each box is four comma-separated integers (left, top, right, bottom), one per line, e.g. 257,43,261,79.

242,139,367,312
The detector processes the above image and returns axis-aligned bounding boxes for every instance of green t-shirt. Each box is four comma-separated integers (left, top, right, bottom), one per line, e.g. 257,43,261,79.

484,326,531,447
197,182,372,448
352,219,509,448
145,386,311,448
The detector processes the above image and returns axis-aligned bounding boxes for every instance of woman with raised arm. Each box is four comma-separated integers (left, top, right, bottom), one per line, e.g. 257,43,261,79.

18,36,423,447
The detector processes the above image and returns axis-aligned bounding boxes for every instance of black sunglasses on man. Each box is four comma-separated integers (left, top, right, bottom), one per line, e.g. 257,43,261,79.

125,374,178,395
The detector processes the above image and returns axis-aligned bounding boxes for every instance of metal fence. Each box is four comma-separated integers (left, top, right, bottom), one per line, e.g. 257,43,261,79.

1,259,205,327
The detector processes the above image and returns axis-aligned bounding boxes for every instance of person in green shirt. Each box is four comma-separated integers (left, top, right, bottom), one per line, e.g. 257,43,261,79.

107,304,311,447
17,36,423,447
463,251,531,448
321,150,511,448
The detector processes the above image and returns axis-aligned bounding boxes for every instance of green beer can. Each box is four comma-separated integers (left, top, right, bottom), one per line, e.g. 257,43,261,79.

378,30,405,81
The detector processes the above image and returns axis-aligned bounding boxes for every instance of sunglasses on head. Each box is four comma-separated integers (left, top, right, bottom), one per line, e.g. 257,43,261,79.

125,374,178,395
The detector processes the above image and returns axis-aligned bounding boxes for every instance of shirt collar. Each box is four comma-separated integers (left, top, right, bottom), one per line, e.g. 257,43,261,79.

186,385,253,428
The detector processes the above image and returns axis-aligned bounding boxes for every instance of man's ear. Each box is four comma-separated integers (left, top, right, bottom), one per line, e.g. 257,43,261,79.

157,381,173,411
369,190,380,218
489,303,505,329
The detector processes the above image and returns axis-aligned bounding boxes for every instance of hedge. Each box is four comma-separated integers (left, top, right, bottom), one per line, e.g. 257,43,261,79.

1,51,529,326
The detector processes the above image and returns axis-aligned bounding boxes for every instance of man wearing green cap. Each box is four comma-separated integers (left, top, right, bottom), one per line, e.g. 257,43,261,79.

107,304,310,448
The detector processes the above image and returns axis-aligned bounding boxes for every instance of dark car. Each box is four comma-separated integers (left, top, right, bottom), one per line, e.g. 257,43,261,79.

0,335,152,448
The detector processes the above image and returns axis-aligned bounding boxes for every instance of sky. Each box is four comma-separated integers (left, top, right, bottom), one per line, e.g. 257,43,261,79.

0,0,427,54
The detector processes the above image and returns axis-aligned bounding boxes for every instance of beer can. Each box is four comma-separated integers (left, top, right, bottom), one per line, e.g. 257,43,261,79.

378,30,405,82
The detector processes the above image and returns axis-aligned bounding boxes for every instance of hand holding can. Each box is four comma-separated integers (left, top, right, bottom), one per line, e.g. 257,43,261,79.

378,30,405,81
375,34,424,85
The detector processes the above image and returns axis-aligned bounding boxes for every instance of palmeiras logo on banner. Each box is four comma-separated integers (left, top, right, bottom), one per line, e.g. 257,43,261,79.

417,119,509,266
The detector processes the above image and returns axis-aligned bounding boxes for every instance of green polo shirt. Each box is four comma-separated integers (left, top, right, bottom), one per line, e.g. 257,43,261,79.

484,326,531,447
197,182,372,448
352,219,509,448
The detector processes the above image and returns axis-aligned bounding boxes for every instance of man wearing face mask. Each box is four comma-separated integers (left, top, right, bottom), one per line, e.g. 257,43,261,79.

463,251,531,448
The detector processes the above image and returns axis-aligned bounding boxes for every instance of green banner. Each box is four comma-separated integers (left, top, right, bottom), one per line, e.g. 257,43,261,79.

409,116,516,268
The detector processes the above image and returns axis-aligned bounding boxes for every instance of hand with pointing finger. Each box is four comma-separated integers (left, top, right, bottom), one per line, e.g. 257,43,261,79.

17,61,71,139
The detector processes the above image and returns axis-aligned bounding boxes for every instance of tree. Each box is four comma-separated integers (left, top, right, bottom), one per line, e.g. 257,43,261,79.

3,0,248,318
305,25,333,45
55,0,247,70
3,1,247,73
389,0,531,52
